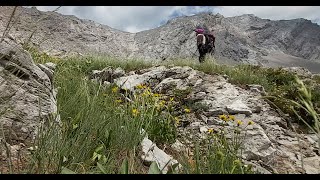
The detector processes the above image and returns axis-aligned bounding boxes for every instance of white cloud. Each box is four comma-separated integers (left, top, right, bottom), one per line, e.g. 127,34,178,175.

36,6,186,32
125,26,144,33
34,6,320,33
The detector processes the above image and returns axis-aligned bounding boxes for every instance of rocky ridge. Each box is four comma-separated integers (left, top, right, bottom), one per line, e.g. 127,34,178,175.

1,6,320,65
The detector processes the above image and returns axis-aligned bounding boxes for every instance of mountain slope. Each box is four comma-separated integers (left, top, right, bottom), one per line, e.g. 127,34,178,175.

0,6,137,57
1,6,320,66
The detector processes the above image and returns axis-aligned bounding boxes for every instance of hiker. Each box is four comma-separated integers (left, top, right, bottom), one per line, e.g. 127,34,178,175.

194,25,215,62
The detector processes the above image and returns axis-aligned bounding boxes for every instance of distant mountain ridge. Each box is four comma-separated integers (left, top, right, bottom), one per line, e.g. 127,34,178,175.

1,6,320,67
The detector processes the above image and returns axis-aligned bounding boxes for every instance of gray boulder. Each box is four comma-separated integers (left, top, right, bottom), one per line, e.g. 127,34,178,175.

90,66,125,84
141,134,181,174
0,38,58,147
283,67,313,78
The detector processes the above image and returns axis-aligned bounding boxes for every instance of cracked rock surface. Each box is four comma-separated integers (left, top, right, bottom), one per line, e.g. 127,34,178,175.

93,65,320,174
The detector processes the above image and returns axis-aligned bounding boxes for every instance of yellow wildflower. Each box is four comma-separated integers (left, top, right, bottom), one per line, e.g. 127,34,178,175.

136,84,146,89
174,117,181,125
184,108,191,113
219,114,228,121
116,99,122,103
170,97,174,102
142,88,152,97
112,86,118,93
137,84,143,89
208,128,214,134
132,108,139,117
159,100,166,107
228,115,235,121
236,120,243,126
248,120,254,125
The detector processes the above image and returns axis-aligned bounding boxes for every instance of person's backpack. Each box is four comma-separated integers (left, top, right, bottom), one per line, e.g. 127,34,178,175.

206,33,215,48
195,26,215,48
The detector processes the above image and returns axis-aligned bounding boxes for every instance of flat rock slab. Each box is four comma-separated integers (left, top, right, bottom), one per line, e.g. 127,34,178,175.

141,136,180,174
226,100,253,116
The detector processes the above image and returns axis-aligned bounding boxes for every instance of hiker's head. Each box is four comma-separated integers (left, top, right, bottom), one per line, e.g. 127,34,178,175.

194,28,204,35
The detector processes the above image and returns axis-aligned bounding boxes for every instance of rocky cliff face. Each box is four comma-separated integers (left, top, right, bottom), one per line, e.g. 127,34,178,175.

0,37,60,172
1,6,320,65
0,37,59,145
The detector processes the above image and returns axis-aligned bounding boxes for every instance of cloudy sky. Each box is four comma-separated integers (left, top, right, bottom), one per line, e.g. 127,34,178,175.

34,6,320,33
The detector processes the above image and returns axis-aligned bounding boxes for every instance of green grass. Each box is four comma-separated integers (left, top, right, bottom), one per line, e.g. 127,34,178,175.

179,136,252,174
288,76,320,154
20,54,254,174
28,66,139,173
22,56,168,173
20,50,320,174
